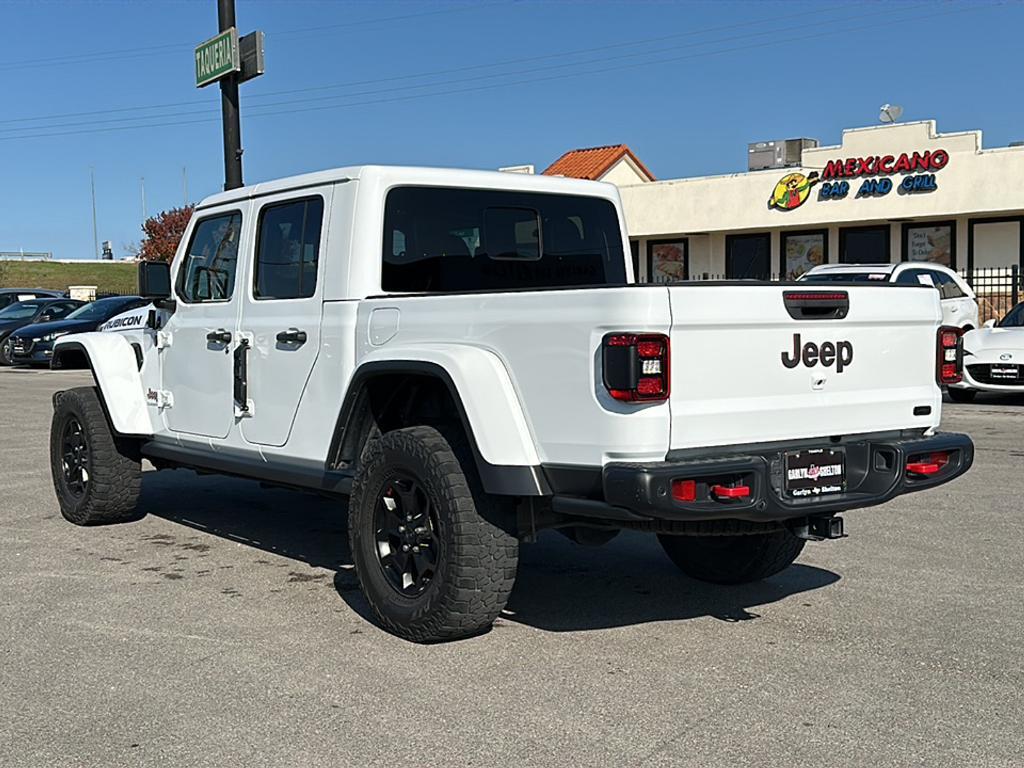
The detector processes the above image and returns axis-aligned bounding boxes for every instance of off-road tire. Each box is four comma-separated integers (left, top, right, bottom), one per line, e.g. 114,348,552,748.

50,387,142,525
947,387,977,404
657,529,805,585
349,424,518,642
0,335,12,366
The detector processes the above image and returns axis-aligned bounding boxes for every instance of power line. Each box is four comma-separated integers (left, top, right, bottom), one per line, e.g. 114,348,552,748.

0,2,505,72
0,0,896,127
0,1,936,135
0,1,998,144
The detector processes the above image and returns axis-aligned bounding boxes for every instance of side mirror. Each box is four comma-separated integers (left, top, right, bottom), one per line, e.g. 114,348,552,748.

984,319,997,329
138,260,171,299
38,313,54,323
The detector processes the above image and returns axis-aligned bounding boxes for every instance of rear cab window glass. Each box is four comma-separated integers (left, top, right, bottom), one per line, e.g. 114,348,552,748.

177,211,243,303
382,186,627,292
254,197,324,300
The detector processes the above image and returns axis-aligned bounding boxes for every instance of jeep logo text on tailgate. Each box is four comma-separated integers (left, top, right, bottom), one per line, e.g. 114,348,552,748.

781,334,853,373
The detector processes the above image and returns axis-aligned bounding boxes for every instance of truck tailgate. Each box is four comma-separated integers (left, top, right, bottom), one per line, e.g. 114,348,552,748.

667,285,942,450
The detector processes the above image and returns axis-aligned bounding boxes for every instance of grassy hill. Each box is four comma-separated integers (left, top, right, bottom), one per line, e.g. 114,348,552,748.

0,261,137,294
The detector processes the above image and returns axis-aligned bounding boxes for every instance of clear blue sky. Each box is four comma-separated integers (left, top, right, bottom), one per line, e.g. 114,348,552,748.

1,0,1021,259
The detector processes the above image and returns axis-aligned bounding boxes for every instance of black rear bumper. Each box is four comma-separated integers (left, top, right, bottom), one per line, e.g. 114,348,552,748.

550,431,973,524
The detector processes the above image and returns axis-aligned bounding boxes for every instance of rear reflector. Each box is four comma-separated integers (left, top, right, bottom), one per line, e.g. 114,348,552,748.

711,484,751,499
937,326,963,385
602,332,670,403
907,451,951,476
672,479,696,502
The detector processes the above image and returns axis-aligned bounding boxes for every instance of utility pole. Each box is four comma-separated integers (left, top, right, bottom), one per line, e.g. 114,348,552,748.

182,166,189,206
218,0,243,190
194,1,263,192
90,167,99,259
140,177,147,222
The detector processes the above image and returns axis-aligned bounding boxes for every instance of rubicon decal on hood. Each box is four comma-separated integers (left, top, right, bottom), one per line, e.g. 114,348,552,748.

781,334,853,373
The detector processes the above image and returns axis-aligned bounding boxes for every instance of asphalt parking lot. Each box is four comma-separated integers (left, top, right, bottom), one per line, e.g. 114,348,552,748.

2,367,1022,768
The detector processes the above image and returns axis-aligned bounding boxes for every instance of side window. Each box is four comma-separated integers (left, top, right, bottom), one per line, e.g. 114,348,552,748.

177,211,243,303
933,271,966,299
254,197,324,300
48,303,75,318
895,268,934,287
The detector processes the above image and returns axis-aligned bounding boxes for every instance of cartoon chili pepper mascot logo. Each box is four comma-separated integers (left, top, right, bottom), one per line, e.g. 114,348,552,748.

768,171,819,211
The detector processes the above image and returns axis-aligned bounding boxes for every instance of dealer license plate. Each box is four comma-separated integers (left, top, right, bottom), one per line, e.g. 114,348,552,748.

990,366,1018,380
784,448,846,498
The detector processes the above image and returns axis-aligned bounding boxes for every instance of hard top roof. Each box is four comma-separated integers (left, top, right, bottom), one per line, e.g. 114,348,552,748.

196,164,619,210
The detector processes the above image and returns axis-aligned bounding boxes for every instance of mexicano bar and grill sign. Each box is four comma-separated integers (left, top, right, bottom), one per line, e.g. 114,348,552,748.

818,148,949,200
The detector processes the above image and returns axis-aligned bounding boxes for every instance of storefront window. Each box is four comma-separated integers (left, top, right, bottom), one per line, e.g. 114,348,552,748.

840,225,890,263
904,222,955,267
647,239,688,283
726,233,771,280
781,230,828,280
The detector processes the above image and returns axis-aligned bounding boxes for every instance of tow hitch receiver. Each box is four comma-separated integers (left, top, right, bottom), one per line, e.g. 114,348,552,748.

790,516,846,541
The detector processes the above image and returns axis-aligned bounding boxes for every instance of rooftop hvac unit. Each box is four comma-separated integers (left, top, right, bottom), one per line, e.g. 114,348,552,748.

747,138,819,171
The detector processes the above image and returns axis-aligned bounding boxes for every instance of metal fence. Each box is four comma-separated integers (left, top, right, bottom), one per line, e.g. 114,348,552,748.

963,265,1020,324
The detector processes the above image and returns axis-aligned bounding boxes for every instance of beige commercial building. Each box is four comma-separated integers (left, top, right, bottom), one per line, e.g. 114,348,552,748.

539,121,1024,283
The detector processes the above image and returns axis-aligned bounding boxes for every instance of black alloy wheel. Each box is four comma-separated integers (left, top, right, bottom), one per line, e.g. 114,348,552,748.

374,474,441,596
60,416,90,498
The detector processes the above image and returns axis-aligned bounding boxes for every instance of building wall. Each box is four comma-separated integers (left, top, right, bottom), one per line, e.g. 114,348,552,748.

620,121,1024,278
600,156,651,186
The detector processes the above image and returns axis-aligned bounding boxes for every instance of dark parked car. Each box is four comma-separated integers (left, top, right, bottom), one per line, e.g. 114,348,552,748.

0,288,64,311
0,298,83,364
8,295,148,366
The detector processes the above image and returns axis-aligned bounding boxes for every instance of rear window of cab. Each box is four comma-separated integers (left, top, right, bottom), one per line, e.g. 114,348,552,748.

381,186,627,293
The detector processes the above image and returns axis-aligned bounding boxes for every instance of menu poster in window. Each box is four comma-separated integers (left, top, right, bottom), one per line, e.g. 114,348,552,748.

784,233,826,279
649,241,687,283
907,225,952,266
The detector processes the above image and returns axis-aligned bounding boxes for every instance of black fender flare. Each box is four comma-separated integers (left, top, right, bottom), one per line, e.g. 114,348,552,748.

327,360,550,496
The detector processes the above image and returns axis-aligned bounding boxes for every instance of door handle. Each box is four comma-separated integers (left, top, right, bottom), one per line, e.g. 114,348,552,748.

206,329,232,344
276,328,307,345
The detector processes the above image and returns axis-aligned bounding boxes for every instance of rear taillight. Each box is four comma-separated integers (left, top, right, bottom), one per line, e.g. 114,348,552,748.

937,326,963,385
602,332,670,402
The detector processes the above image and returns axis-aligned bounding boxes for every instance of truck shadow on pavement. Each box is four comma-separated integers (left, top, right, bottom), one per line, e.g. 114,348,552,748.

140,470,840,634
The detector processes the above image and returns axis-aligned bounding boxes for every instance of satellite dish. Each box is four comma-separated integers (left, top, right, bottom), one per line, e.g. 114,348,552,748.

879,104,903,124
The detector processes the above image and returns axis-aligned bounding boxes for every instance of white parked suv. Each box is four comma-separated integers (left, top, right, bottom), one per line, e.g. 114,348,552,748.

47,166,973,642
801,262,979,331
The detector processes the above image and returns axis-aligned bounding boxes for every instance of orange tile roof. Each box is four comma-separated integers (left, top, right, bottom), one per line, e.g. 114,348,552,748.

542,144,655,181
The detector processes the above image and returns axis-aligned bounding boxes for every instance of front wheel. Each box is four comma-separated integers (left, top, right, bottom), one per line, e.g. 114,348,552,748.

947,387,977,404
50,387,142,525
658,529,805,585
0,335,12,366
348,425,518,642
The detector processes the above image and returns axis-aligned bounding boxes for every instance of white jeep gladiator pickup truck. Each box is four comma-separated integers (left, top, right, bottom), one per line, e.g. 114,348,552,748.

48,165,973,642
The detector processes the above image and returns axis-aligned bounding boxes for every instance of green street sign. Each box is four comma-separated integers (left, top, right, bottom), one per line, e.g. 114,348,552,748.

195,27,240,88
